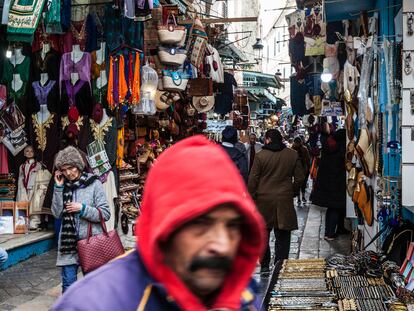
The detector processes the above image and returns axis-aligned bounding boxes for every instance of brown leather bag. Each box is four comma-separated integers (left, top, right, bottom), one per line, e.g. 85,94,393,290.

77,209,125,274
188,78,213,96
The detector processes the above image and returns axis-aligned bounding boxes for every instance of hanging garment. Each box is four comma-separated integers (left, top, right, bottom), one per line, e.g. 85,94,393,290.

91,50,107,80
107,55,128,109
0,144,9,174
59,52,92,91
60,114,88,153
214,72,237,115
16,160,42,202
102,170,117,231
28,80,59,116
30,49,61,82
6,0,47,43
62,20,88,53
61,80,93,117
44,0,63,34
31,22,63,53
89,116,117,167
2,56,30,85
290,75,308,116
28,113,59,172
93,79,108,107
105,4,144,52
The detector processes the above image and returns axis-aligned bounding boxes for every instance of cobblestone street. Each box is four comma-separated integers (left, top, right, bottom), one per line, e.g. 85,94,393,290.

0,201,351,310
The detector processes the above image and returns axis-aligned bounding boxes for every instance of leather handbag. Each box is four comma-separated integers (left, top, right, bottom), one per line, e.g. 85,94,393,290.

188,77,213,96
77,209,124,274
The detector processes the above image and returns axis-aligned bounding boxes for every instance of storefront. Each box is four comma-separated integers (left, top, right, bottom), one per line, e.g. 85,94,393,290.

260,0,414,309
0,0,274,268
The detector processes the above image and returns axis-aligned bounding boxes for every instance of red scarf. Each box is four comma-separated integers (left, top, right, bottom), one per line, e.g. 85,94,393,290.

23,161,37,190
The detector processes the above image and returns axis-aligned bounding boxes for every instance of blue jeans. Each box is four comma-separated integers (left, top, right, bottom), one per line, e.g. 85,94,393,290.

61,264,78,293
0,248,8,265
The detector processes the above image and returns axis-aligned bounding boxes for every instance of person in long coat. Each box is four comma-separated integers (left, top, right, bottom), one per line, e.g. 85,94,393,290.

248,129,304,273
311,128,346,240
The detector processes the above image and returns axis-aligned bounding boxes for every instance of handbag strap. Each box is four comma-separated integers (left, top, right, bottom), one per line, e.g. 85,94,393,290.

87,208,108,241
166,13,178,27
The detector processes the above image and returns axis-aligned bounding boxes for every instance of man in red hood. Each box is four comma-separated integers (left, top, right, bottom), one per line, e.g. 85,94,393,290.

51,135,265,311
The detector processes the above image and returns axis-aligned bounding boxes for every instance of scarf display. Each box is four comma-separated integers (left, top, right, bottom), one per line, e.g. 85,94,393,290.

60,172,97,255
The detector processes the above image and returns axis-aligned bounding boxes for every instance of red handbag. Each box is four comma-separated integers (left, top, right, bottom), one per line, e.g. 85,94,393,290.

77,209,125,274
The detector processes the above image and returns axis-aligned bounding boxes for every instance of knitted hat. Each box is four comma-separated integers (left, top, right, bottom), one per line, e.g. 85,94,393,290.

54,146,85,171
222,125,238,144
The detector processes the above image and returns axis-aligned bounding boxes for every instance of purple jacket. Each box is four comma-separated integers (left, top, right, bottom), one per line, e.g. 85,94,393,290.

51,249,262,311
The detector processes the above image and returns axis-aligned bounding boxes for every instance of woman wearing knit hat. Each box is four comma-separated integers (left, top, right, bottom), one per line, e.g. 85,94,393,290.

51,146,110,293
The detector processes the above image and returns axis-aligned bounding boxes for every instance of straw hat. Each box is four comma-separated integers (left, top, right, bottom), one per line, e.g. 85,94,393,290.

192,96,215,113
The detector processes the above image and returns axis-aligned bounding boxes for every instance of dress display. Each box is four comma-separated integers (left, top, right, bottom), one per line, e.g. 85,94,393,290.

30,49,61,82
28,112,59,172
59,52,92,91
28,80,59,116
60,80,93,117
16,159,41,202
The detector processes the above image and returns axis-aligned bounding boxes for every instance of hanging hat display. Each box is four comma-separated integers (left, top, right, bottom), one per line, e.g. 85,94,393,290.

192,95,215,113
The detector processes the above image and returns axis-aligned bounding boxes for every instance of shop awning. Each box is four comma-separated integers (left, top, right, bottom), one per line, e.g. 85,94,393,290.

217,40,247,62
242,71,282,89
245,87,277,103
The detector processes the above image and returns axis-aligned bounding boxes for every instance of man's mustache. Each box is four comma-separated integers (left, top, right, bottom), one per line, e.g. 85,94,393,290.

189,256,232,273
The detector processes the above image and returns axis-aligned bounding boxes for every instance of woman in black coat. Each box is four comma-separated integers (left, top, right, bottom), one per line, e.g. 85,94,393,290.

311,128,346,240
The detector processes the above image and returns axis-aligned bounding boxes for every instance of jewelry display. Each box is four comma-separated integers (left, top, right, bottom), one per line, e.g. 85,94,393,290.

408,13,414,36
405,52,413,75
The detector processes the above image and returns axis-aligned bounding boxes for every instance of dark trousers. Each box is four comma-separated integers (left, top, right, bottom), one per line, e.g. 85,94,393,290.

301,173,309,197
61,264,78,293
261,228,291,268
325,208,340,237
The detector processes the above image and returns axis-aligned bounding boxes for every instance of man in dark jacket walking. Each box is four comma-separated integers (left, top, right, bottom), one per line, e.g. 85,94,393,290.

221,125,249,183
248,129,304,274
51,136,265,311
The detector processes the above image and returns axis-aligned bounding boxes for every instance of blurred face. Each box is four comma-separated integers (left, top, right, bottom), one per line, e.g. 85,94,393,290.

59,164,81,181
249,134,257,144
24,146,34,159
162,205,243,303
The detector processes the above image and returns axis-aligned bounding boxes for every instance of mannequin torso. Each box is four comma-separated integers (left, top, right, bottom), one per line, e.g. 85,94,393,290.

40,73,49,86
96,70,107,88
96,42,106,65
12,74,23,92
37,104,51,123
71,44,84,63
41,43,50,61
10,48,25,67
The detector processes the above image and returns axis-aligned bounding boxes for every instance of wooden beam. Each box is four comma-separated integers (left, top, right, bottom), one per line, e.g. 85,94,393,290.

179,16,258,24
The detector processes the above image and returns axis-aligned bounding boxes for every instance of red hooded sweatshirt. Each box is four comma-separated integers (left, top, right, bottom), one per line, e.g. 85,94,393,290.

136,135,265,311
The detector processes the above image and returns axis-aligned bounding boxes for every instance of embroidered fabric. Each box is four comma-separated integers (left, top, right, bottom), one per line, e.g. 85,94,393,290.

59,52,91,91
62,20,87,53
2,56,30,84
32,80,56,106
32,113,54,152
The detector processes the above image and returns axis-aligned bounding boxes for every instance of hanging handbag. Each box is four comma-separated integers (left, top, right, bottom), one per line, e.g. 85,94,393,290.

157,13,186,45
188,77,213,96
162,70,190,91
158,46,188,66
77,208,125,274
